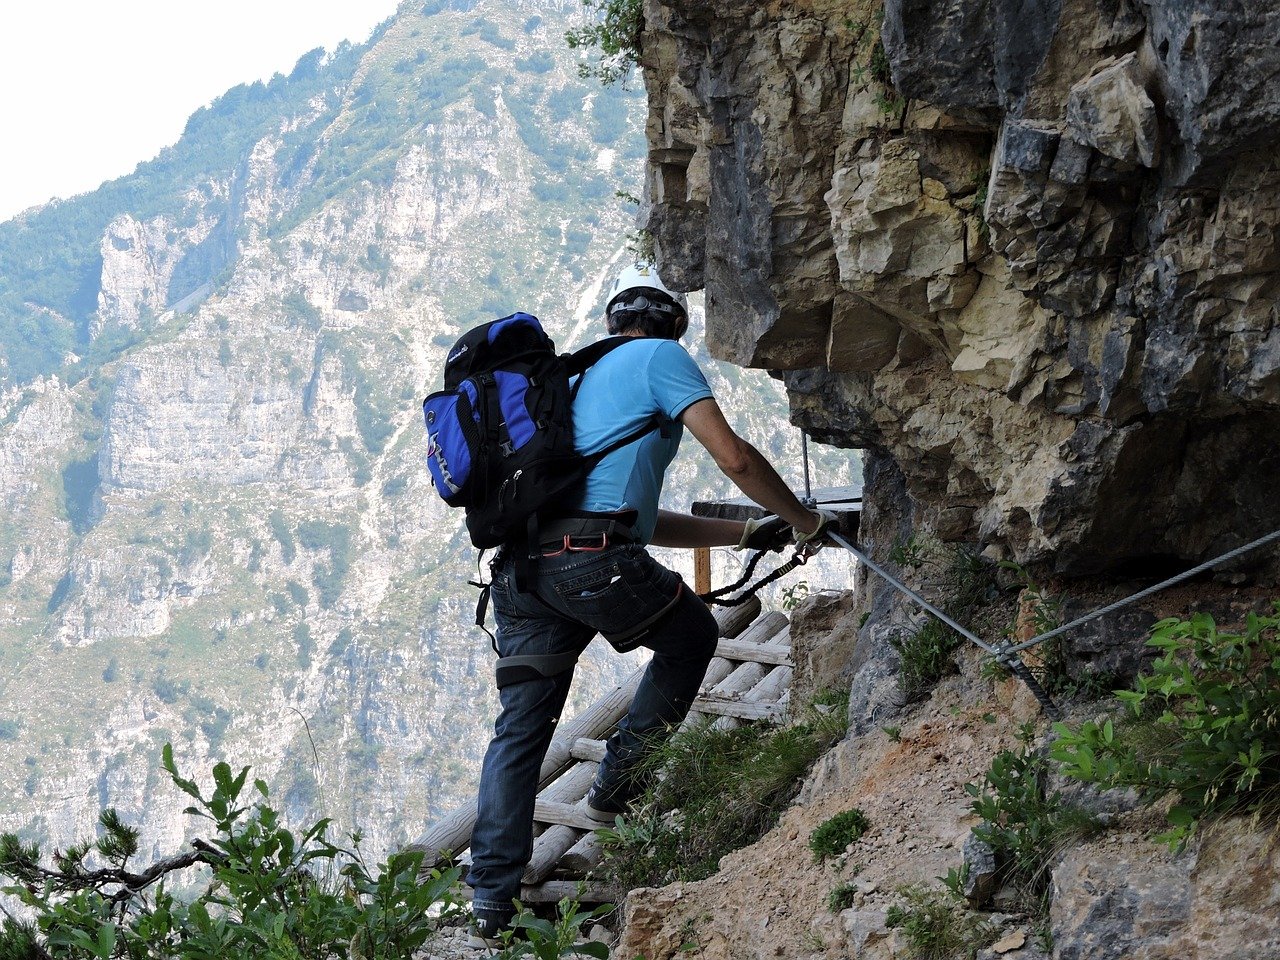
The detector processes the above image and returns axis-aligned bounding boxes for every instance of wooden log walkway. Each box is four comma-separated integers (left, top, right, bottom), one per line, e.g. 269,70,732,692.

407,595,797,905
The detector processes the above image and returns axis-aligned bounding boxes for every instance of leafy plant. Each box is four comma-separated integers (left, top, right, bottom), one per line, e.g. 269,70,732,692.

938,864,969,900
0,744,464,958
1052,604,1280,848
889,535,929,571
965,741,1100,911
564,0,643,85
780,580,810,612
827,882,858,913
994,561,1117,698
496,900,611,959
624,227,655,262
809,809,870,862
885,885,997,960
596,694,848,887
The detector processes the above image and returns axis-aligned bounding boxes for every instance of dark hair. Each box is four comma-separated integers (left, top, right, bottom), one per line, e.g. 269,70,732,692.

605,291,687,339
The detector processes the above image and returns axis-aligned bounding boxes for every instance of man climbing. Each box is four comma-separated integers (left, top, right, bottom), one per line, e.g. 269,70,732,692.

467,263,834,944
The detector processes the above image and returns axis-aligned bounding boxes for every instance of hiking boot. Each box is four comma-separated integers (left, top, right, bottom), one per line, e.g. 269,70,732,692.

466,911,521,949
584,779,633,823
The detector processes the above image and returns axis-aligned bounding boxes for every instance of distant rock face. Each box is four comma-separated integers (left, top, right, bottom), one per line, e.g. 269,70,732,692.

642,0,1280,574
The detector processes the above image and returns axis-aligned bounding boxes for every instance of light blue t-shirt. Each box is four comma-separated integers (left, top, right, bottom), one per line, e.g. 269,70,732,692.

569,338,714,543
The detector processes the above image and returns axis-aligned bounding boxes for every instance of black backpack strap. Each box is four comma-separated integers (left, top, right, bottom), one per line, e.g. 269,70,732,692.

514,513,539,594
585,416,665,466
564,336,634,380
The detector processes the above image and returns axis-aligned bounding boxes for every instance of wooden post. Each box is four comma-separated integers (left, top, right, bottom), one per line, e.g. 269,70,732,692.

694,546,711,596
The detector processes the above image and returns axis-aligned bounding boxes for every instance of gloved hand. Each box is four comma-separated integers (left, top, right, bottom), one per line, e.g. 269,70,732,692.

736,514,792,552
794,509,838,551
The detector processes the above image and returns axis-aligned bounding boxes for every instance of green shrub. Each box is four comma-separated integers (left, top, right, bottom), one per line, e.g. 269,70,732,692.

61,456,100,536
809,808,870,862
0,719,19,741
152,673,188,704
495,900,611,959
596,694,848,887
966,733,1100,910
827,881,859,913
0,745,463,958
993,561,1119,698
885,885,997,960
269,508,296,563
294,623,315,669
564,0,643,85
1052,603,1280,848
199,706,232,750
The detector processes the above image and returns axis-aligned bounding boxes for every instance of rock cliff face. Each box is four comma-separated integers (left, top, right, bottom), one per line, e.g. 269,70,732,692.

624,2,1280,958
642,0,1280,574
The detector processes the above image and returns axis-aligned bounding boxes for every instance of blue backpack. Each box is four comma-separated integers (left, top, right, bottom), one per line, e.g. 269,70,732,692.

423,312,655,551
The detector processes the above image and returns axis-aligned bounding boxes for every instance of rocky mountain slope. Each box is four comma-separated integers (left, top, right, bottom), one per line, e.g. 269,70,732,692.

0,0,856,870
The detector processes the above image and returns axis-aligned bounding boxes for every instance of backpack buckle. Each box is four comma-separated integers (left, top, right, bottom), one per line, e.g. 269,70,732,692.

500,441,514,457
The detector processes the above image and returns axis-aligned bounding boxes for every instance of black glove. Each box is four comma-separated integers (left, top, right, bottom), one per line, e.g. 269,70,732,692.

736,514,792,552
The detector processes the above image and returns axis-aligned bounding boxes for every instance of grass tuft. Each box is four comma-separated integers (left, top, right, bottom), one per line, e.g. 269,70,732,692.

596,693,849,887
885,885,998,960
809,808,870,862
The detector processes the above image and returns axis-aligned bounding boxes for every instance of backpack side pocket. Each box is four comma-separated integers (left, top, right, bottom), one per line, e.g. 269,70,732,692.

423,379,482,506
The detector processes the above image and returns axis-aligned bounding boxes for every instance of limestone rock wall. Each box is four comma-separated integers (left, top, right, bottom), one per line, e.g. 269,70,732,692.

642,0,1280,574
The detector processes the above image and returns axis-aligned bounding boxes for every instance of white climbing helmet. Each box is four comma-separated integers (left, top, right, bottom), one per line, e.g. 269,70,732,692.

605,262,689,339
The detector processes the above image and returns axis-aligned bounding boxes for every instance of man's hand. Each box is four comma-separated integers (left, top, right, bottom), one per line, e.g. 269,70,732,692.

736,515,791,552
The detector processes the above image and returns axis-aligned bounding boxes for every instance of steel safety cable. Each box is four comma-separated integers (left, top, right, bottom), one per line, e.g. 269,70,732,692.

1000,525,1280,657
825,531,1063,717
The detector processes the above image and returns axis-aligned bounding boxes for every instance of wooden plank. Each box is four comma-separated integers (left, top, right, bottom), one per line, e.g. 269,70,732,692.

533,800,610,832
458,880,622,905
714,638,792,665
712,595,761,639
559,831,606,876
691,696,784,721
410,662,645,867
680,610,789,732
731,611,790,647
524,824,585,885
694,547,711,596
571,738,608,763
523,763,597,884
747,664,792,703
539,762,597,803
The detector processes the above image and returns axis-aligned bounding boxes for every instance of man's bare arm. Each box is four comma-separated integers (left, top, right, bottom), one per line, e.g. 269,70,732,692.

679,398,819,534
649,509,744,548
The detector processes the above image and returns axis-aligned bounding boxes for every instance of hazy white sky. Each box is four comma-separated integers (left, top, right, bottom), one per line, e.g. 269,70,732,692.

0,0,402,223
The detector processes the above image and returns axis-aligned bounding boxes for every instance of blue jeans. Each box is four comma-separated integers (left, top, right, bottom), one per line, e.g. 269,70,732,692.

467,542,719,920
